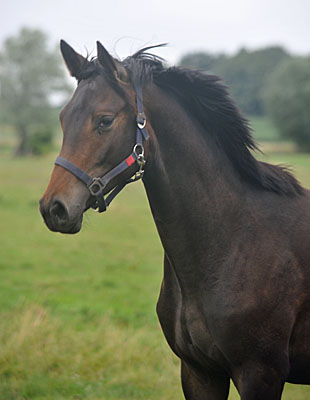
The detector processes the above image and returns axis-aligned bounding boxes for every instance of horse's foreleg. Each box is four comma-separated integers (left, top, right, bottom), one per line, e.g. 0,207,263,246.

181,361,230,400
233,364,286,400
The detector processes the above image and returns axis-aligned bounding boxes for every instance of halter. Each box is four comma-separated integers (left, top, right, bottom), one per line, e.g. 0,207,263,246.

54,83,149,213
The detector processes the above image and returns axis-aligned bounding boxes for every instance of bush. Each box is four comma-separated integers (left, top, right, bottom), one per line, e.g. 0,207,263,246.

263,58,310,151
29,126,54,155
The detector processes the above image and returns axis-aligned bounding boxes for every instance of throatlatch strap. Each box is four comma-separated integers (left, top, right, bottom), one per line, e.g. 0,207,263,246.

136,84,149,141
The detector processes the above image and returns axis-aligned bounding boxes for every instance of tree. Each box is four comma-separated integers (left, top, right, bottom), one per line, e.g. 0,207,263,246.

263,57,310,151
179,52,226,71
179,47,290,115
0,27,71,155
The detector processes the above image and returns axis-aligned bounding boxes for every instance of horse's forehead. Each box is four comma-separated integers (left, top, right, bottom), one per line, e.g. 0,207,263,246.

64,77,121,118
73,78,113,108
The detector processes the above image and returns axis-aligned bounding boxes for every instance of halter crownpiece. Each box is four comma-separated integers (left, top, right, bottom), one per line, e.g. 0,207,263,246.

54,83,149,213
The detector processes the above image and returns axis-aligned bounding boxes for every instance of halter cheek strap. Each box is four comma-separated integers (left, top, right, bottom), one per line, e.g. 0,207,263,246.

54,83,149,213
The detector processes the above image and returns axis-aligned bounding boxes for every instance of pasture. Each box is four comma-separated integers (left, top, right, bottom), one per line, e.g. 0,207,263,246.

0,121,309,399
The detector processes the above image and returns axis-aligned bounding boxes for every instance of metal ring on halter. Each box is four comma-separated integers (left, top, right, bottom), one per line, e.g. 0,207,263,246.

133,144,144,158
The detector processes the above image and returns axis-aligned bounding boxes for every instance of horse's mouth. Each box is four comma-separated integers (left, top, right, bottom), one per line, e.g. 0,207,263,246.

43,214,83,234
53,217,83,234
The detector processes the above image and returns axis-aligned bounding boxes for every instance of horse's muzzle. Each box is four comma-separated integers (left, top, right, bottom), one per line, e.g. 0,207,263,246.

39,197,83,234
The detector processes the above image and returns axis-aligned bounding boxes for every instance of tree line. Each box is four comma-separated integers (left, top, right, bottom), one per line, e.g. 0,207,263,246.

179,48,310,151
0,27,309,155
0,27,71,156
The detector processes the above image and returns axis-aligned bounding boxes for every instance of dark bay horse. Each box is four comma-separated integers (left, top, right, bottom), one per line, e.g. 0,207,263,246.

40,40,310,399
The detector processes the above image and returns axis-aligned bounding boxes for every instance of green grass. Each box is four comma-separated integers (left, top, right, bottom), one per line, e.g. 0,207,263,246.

0,138,309,398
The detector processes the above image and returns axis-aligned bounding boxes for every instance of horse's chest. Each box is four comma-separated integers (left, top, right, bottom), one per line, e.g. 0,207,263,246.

157,286,222,371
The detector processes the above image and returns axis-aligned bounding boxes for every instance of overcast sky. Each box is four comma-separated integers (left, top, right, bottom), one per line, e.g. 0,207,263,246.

1,0,309,64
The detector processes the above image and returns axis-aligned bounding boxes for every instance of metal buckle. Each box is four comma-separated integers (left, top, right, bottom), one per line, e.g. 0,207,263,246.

133,144,144,158
136,112,146,129
88,177,105,196
132,144,146,179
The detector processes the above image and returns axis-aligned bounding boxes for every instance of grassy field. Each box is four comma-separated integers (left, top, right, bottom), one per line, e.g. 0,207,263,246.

0,122,309,399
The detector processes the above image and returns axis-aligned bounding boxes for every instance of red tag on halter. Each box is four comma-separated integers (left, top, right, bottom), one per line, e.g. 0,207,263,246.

126,155,135,166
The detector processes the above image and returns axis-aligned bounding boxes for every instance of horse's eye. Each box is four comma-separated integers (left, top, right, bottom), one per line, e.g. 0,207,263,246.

97,116,114,132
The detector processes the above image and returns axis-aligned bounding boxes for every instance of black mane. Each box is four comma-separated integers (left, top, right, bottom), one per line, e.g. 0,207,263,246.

81,47,303,196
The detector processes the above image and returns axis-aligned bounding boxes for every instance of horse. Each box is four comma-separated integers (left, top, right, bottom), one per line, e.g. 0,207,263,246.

39,40,310,399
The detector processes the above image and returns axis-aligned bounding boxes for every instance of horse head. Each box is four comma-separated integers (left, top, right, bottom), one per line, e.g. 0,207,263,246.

40,41,150,233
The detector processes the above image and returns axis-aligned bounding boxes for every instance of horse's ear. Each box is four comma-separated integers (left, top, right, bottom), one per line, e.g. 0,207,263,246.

96,41,128,83
60,40,88,79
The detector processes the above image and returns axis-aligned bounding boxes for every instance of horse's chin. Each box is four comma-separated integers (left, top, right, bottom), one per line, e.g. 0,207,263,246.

46,214,83,235
62,219,82,234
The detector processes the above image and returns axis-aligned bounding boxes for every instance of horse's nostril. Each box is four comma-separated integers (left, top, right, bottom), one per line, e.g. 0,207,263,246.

50,199,69,223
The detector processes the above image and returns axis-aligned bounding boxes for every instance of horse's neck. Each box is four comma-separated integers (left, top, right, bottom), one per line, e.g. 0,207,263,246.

143,86,244,286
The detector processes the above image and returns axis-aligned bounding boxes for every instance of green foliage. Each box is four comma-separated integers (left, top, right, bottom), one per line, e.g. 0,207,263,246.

0,27,71,156
0,149,309,398
250,116,281,142
179,51,227,70
179,46,291,115
263,57,310,151
29,125,54,155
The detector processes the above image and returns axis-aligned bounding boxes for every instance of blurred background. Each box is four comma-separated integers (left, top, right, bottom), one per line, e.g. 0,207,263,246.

0,1,309,399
